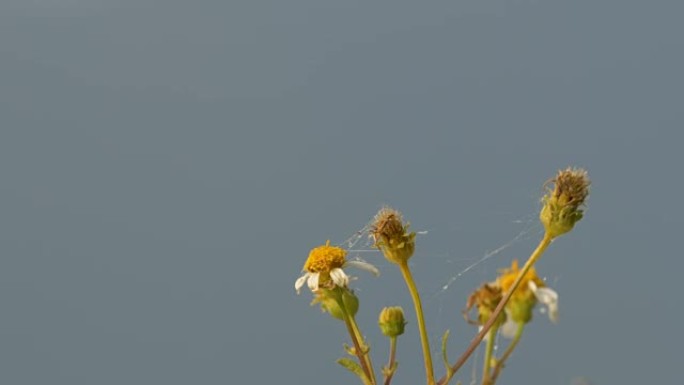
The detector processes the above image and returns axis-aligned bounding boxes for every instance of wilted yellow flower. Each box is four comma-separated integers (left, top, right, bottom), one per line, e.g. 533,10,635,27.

464,283,505,328
540,167,590,238
295,241,379,294
497,260,559,328
371,207,416,264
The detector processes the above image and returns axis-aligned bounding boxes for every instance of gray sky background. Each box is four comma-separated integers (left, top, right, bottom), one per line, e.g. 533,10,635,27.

1,1,682,384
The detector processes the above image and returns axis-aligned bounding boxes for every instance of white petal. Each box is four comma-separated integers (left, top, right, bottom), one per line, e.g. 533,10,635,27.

345,260,380,277
529,281,559,323
477,325,488,343
307,272,320,292
330,268,350,288
500,317,518,339
295,273,310,294
546,301,559,323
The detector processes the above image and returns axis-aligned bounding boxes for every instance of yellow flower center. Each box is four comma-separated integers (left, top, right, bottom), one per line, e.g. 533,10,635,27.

303,240,347,273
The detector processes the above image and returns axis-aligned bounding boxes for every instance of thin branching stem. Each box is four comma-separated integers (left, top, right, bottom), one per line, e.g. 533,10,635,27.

437,233,552,385
481,326,498,385
349,314,377,384
383,337,398,385
488,323,524,385
343,315,374,385
334,290,375,385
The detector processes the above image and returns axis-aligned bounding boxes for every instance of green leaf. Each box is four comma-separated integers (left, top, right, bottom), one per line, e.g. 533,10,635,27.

441,330,454,379
337,358,372,385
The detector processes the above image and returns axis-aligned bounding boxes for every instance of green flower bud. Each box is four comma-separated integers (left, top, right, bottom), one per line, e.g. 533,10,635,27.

311,288,359,320
378,306,406,337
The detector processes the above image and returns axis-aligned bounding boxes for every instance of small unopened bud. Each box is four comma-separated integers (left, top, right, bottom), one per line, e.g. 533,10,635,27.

371,207,416,265
540,167,590,238
378,306,406,337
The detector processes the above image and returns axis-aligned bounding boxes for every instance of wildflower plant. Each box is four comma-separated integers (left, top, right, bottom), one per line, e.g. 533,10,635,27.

294,167,590,385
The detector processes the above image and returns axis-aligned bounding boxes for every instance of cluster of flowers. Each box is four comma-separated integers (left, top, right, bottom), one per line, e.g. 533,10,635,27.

295,168,590,385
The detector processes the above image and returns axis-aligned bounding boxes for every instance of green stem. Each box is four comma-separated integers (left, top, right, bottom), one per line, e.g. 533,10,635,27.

334,290,375,385
437,232,552,385
481,326,498,385
343,317,374,385
398,261,435,385
488,323,524,385
383,337,398,385
349,314,377,384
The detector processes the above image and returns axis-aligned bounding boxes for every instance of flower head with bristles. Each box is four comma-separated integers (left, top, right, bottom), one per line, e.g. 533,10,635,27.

295,241,380,294
370,207,416,265
540,167,591,238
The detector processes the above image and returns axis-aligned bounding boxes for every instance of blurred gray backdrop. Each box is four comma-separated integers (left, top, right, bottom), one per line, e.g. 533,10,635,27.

1,1,682,384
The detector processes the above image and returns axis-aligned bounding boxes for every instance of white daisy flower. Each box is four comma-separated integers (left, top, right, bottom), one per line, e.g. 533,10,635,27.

295,241,379,294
